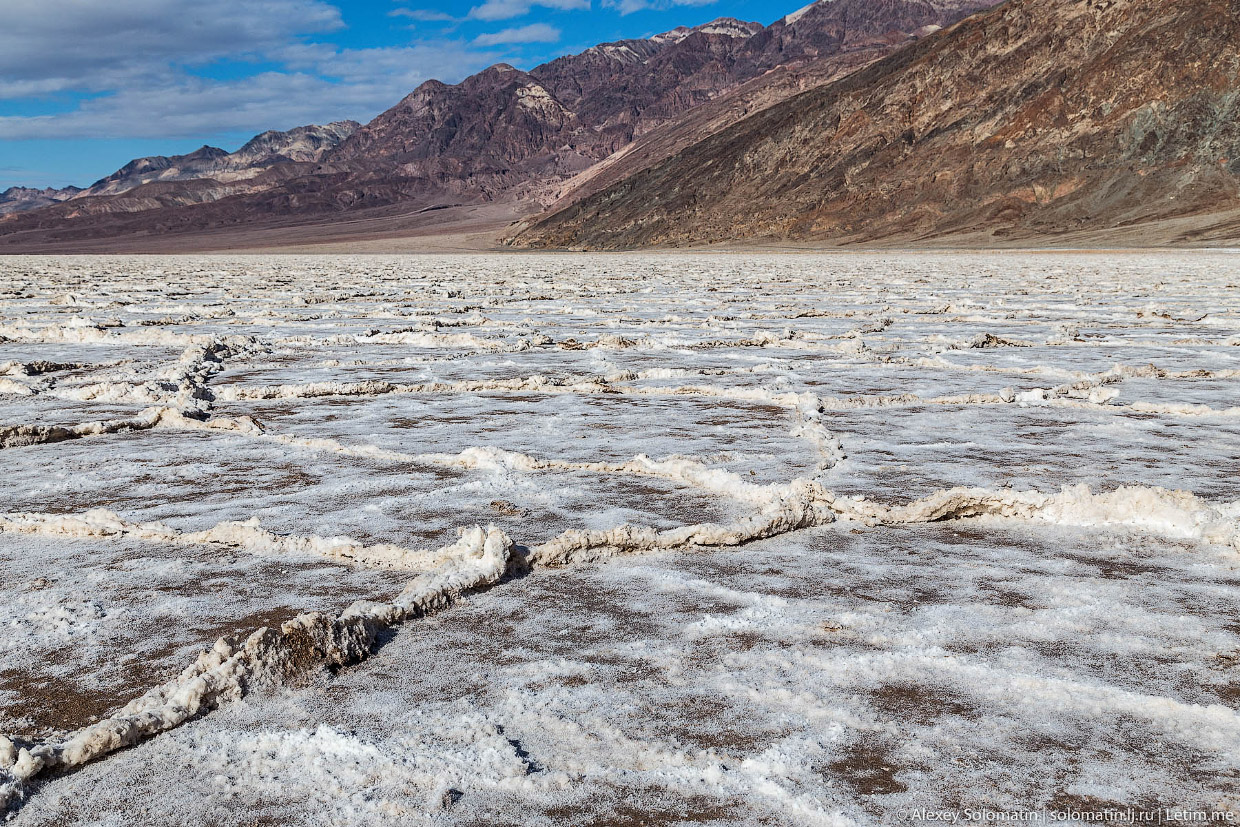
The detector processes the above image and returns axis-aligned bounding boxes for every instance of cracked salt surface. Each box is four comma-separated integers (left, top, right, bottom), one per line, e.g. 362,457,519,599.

1,252,1239,823
0,532,405,742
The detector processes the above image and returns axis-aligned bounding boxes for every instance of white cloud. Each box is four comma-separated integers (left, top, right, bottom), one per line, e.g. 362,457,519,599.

389,8,458,22
467,0,590,22
0,43,500,140
602,0,716,14
0,0,519,142
0,0,344,99
473,23,562,46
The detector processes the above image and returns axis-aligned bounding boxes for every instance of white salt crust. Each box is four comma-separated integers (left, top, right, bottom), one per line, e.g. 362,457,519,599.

0,252,1238,820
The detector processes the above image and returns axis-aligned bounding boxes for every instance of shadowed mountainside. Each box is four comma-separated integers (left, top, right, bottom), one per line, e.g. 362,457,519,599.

511,0,1240,249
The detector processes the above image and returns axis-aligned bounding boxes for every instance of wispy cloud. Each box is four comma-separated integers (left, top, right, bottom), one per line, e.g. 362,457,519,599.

389,8,459,22
602,0,717,14
468,0,590,22
0,0,344,100
473,23,562,46
0,0,522,142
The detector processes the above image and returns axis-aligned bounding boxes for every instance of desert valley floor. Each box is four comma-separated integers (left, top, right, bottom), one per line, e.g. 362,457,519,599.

1,252,1239,824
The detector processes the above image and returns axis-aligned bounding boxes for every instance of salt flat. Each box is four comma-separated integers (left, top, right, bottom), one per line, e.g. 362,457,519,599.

1,252,1238,824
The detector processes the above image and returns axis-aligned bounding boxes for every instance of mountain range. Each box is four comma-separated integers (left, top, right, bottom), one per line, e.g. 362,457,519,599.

0,122,359,218
2,0,1238,251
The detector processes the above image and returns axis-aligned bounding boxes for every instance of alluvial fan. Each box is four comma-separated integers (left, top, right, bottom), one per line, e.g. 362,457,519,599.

0,252,1238,824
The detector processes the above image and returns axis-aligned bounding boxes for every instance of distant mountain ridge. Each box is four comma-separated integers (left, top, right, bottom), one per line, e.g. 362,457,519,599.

0,121,358,217
83,121,360,199
321,0,998,212
0,0,1014,248
0,186,82,217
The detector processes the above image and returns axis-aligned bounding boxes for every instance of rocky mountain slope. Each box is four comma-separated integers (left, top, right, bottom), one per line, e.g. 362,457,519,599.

326,2,998,206
0,0,999,249
512,0,1240,249
538,40,897,214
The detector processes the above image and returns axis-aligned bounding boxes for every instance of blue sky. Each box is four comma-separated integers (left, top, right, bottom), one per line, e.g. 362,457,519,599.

0,0,798,190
